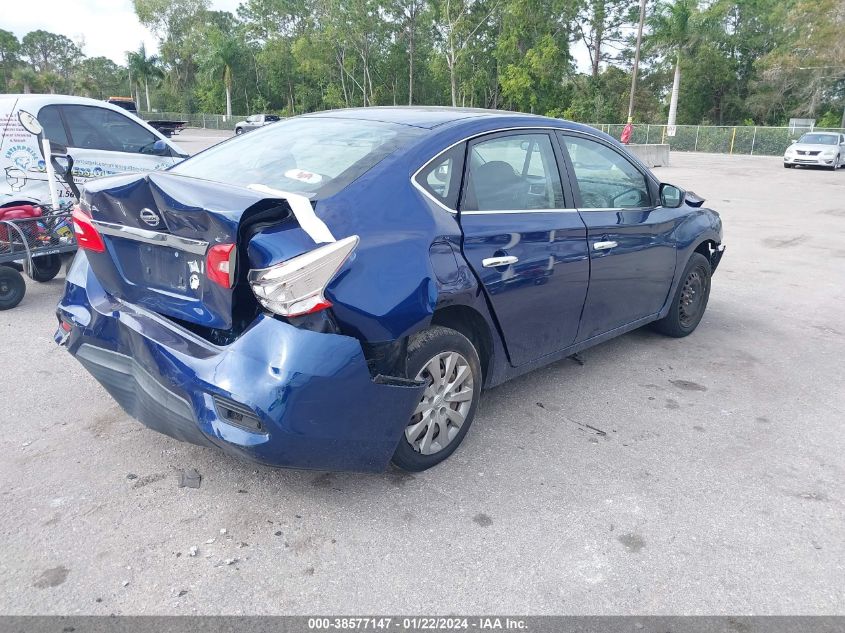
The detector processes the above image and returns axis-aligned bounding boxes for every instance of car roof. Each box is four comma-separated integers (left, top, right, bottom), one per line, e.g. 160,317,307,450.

303,106,573,130
0,93,127,110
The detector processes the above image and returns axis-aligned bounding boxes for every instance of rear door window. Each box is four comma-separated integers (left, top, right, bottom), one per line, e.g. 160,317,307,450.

461,133,564,211
61,105,161,154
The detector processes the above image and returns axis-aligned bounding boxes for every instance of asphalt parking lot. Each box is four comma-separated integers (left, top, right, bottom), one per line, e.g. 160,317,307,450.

1,129,843,614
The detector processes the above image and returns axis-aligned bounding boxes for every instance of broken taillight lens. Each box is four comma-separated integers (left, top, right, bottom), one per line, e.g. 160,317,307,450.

248,235,359,317
71,206,105,253
206,243,237,289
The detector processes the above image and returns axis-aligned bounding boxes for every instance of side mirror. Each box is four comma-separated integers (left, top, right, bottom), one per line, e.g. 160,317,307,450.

659,183,684,208
17,110,43,136
152,139,170,156
790,139,797,145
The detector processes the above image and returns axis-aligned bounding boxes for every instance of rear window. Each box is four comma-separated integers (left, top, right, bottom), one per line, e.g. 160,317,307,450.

171,117,424,197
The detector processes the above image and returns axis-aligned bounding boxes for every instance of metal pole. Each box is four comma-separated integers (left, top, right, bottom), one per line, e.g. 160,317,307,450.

626,0,648,124
750,126,757,155
694,126,700,152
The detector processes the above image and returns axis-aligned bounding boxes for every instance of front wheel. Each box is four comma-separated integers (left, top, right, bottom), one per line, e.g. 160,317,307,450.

391,326,482,472
652,252,712,338
0,265,26,310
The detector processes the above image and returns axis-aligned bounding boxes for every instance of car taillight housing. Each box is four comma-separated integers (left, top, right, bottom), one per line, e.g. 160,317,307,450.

206,243,237,288
71,206,105,253
248,235,359,317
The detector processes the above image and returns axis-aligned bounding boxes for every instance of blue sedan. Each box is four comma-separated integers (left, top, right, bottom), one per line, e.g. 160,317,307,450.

56,108,725,472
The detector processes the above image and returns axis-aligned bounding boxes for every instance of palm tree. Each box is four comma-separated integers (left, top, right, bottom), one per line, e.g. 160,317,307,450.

126,43,162,112
647,0,700,128
202,30,241,117
10,67,38,94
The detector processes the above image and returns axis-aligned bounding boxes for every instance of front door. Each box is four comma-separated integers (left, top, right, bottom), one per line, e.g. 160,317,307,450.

458,131,589,367
557,132,678,341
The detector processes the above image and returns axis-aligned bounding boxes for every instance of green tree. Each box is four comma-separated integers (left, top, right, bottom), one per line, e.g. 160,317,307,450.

646,0,701,127
0,29,20,92
126,43,163,111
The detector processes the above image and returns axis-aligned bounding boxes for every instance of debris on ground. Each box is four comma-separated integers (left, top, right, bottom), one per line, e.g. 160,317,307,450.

219,528,227,535
189,546,198,557
223,558,238,565
178,469,202,488
205,538,215,544
126,473,137,480
121,580,129,587
568,352,586,366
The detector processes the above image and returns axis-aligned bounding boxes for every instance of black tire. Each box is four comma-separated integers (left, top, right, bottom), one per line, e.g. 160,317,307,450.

652,252,712,338
0,266,26,310
391,325,482,472
28,254,62,282
784,163,794,168
235,127,243,135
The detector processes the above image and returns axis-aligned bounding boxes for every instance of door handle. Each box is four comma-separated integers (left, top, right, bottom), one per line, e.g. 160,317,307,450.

593,240,618,251
482,255,519,268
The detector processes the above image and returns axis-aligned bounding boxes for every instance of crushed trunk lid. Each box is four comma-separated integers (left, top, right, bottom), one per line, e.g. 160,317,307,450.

81,171,307,330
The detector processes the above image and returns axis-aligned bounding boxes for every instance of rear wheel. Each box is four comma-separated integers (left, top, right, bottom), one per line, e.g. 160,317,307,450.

391,326,482,471
652,253,712,338
235,127,243,135
0,266,26,310
28,254,62,282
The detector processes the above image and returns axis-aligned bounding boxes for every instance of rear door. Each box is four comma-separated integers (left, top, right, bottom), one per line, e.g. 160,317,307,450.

457,130,589,367
40,104,181,189
557,132,677,341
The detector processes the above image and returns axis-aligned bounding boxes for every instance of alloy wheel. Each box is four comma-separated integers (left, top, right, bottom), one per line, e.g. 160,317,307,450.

405,351,474,455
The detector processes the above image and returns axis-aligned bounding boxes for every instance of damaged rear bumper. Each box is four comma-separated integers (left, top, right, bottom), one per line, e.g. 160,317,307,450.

55,253,424,472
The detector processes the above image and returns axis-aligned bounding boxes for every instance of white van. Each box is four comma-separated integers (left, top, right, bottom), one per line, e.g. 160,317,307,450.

1,94,188,208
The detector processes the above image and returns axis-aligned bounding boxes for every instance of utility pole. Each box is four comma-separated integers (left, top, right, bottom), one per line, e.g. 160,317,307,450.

626,0,648,124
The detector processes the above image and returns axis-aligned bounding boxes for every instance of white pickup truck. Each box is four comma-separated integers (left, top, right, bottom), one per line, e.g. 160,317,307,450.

1,94,188,209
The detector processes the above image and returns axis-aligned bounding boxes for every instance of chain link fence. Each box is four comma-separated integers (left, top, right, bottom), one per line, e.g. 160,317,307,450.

138,111,241,131
589,123,845,156
137,111,844,156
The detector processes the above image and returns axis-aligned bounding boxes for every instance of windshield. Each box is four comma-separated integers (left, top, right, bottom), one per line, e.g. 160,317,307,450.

172,116,424,197
798,133,838,145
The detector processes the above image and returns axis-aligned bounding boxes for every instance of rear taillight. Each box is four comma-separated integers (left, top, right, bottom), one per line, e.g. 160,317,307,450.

248,235,359,317
206,243,237,288
72,206,105,253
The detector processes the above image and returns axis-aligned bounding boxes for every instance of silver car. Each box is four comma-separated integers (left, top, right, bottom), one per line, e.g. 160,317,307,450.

234,113,281,135
783,132,845,170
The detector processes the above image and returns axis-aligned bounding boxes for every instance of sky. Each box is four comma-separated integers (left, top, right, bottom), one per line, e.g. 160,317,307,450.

5,0,241,64
6,0,592,71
